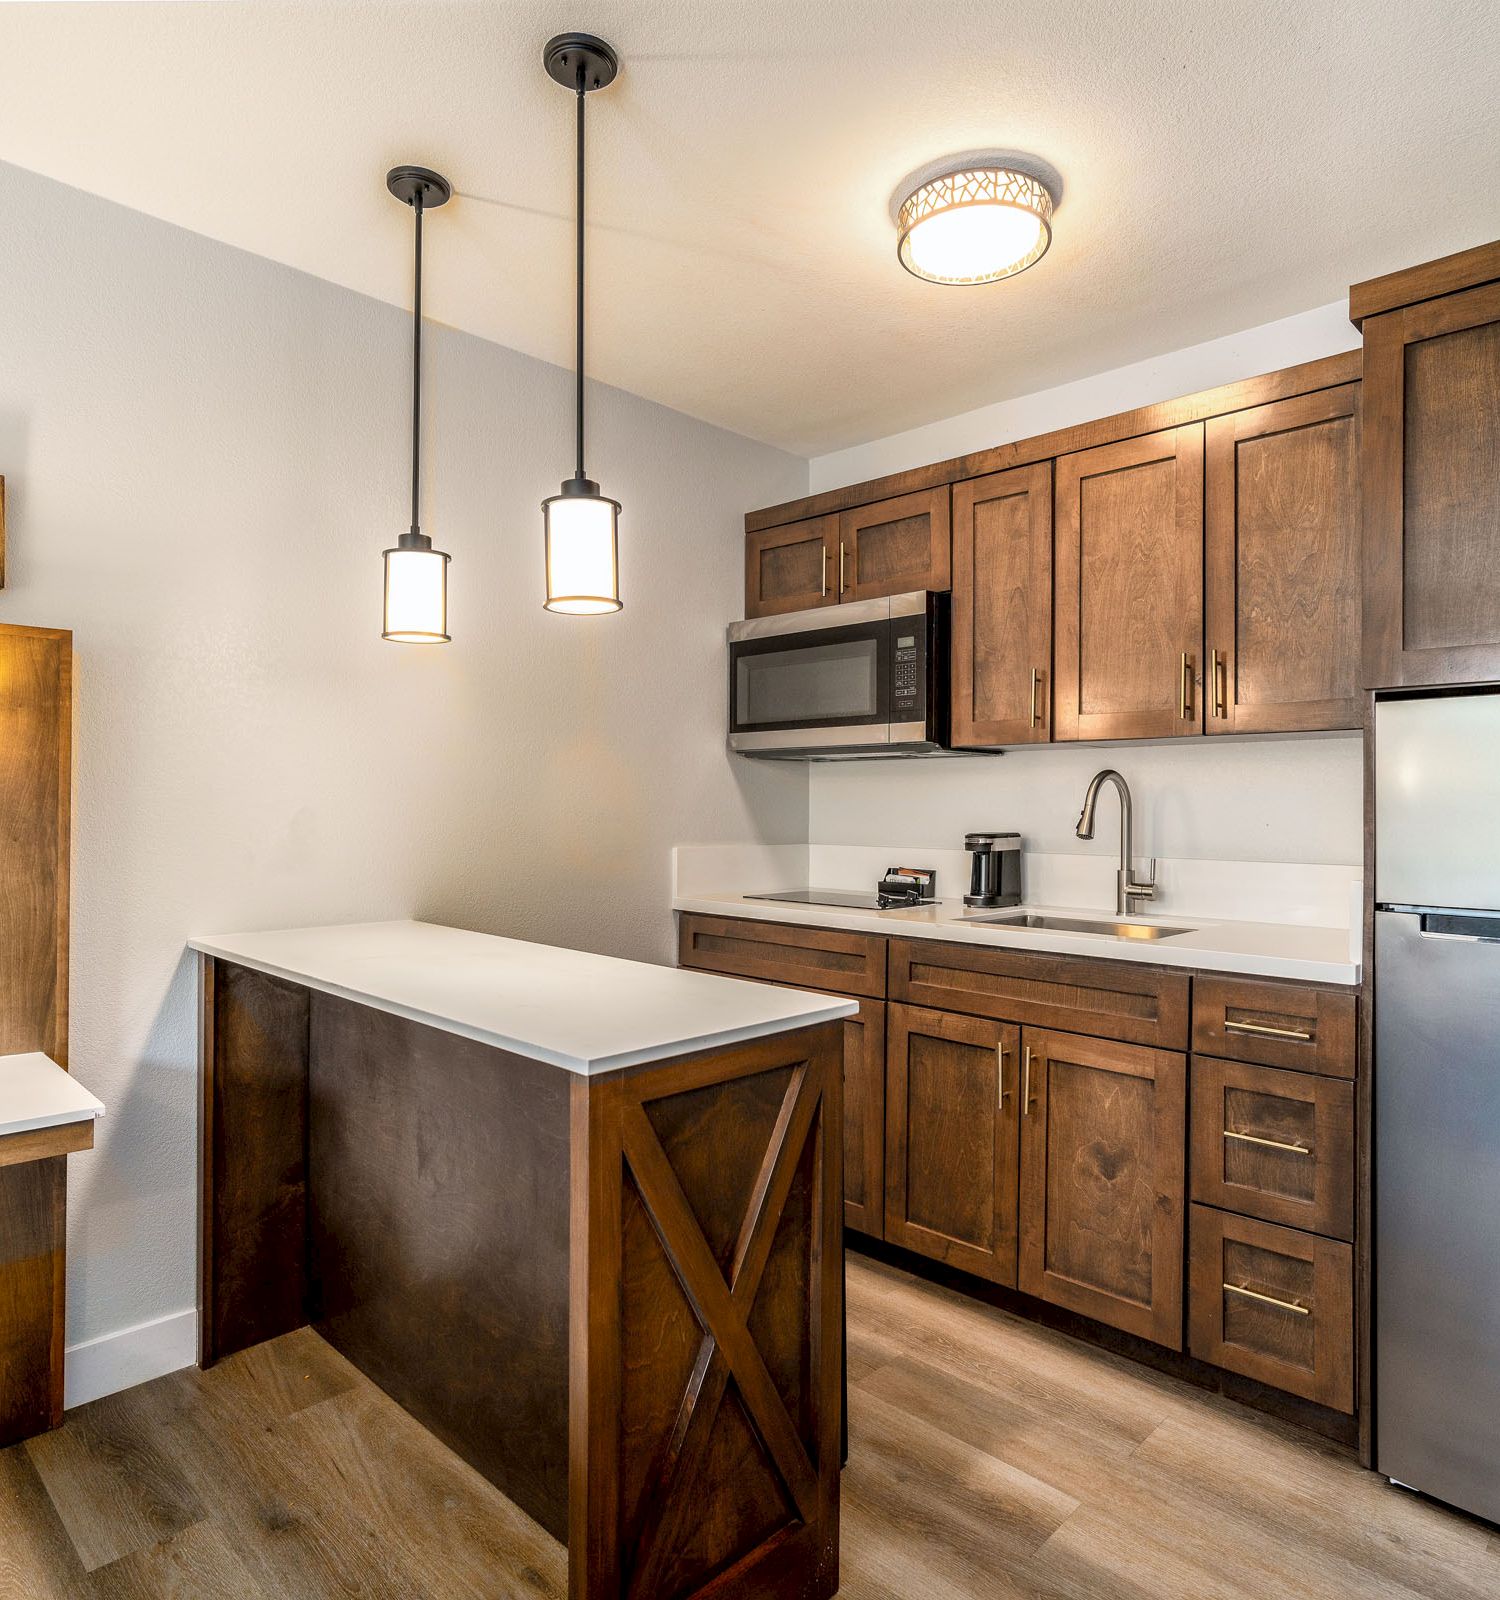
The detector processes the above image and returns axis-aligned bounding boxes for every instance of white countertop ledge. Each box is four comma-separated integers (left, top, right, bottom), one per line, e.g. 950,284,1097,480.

0,1053,106,1138
189,921,857,1076
672,895,1360,986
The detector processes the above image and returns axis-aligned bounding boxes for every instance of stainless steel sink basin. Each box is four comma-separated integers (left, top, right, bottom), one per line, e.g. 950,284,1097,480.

956,911,1197,941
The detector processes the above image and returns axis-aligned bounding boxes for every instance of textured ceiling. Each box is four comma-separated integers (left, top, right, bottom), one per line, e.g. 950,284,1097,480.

2,1,1498,455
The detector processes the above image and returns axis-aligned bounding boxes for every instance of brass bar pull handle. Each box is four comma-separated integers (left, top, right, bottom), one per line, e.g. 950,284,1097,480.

1224,1019,1314,1042
1224,1129,1310,1156
1180,652,1195,720
1211,648,1227,718
1223,1281,1311,1316
1030,667,1043,729
1021,1045,1033,1116
839,540,847,595
997,1040,1009,1106
821,547,828,598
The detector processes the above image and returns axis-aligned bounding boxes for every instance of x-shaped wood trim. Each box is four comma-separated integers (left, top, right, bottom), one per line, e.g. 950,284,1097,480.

619,1063,822,1597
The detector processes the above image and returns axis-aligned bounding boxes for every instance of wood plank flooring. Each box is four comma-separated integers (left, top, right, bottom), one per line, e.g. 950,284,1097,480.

2,1251,1496,1598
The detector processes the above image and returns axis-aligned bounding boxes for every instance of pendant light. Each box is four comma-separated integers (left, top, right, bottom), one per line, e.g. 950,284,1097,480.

541,33,622,615
382,165,453,642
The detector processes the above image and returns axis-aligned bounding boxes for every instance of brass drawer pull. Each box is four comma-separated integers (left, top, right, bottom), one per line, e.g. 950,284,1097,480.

1211,648,1227,719
1223,1281,1311,1316
821,547,828,598
1030,667,1042,729
997,1040,1009,1106
1224,1129,1310,1156
1224,1019,1314,1042
839,540,847,594
1021,1044,1033,1117
1180,652,1194,720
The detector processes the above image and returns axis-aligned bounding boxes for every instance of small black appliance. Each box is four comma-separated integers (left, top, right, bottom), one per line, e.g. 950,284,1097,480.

963,832,1022,908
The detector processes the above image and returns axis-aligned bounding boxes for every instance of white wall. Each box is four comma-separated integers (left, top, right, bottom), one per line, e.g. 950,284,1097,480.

805,299,1366,873
0,161,808,1387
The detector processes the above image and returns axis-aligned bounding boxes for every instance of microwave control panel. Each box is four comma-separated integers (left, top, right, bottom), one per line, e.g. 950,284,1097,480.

891,624,925,718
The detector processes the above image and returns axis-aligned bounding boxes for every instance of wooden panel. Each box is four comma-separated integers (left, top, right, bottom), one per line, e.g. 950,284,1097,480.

1190,1057,1354,1240
1054,425,1204,741
0,623,71,1066
1363,282,1500,687
1188,1205,1354,1411
309,990,572,1544
842,999,885,1236
203,960,310,1366
889,937,1189,1049
839,488,951,602
744,514,837,619
1019,1029,1185,1348
950,464,1054,747
570,1023,842,1600
883,1004,1019,1286
1349,237,1500,326
677,913,886,999
744,352,1361,533
1191,975,1356,1078
0,1120,92,1169
1204,386,1362,733
0,1155,65,1446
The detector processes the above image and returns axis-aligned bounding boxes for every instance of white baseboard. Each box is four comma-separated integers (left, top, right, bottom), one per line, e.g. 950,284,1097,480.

64,1307,198,1409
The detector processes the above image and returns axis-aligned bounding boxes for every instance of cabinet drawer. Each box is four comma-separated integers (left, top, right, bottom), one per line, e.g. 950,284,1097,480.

889,938,1189,1048
1190,1058,1354,1239
1192,976,1356,1078
1188,1206,1353,1411
677,913,886,999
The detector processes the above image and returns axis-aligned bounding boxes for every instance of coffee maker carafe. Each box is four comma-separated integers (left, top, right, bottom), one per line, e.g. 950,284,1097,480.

964,832,1022,908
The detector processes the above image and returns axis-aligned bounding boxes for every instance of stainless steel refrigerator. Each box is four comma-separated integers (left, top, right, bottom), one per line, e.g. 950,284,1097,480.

1376,692,1500,1522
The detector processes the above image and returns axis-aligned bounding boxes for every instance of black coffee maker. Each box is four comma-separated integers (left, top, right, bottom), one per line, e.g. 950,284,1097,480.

963,832,1022,908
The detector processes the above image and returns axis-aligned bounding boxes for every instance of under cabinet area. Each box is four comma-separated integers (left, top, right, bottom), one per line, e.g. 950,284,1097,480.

677,911,1362,1424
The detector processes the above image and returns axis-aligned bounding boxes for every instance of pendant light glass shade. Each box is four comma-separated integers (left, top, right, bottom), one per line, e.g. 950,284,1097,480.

383,537,452,641
543,482,621,614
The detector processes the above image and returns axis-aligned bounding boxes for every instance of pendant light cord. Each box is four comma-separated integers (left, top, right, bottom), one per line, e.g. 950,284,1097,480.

411,192,424,538
575,65,587,481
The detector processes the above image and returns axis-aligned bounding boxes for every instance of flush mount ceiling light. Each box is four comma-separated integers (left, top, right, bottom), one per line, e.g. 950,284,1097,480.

541,31,622,616
382,164,453,643
895,159,1056,286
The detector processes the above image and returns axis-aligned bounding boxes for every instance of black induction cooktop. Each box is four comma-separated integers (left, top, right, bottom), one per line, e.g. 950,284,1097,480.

745,888,889,910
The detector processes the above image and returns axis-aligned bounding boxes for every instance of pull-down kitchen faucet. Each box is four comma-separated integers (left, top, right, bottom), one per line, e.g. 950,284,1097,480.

1076,769,1157,916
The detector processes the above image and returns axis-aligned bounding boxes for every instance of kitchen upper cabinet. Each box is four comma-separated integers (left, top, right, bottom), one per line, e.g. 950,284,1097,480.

884,1003,1020,1286
1018,1028,1187,1348
743,513,838,618
838,487,951,602
951,464,1053,746
1204,386,1363,733
1054,425,1205,741
1361,272,1500,688
842,999,886,1237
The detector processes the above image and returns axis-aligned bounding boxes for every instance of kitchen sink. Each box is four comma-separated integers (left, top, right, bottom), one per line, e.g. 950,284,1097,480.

955,911,1197,941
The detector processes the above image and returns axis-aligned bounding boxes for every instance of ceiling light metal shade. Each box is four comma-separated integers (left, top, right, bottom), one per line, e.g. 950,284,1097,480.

383,163,452,643
896,165,1055,286
542,32,623,616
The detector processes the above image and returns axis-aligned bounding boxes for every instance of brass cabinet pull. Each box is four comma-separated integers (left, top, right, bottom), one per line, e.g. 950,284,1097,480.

839,540,847,594
1180,652,1195,720
1224,1128,1310,1156
1030,667,1043,729
1223,1281,1311,1316
1211,648,1227,718
997,1039,1010,1106
1224,1019,1314,1042
1021,1045,1033,1116
820,546,828,598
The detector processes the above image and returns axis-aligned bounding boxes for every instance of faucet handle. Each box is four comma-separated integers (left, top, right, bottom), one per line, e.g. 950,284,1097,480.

1129,857,1158,900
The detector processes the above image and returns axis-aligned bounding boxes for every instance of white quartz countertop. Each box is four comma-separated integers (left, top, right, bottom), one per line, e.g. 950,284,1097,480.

672,893,1360,985
0,1053,106,1138
189,920,857,1075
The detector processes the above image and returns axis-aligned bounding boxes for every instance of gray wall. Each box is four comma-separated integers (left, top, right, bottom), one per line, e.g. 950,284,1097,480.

0,161,807,1353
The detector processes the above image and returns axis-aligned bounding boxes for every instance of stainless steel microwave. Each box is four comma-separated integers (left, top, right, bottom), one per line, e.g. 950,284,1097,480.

727,591,950,759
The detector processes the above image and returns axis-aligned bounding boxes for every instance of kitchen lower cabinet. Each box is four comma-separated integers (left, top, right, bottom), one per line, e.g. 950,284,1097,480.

883,1004,1020,1285
1188,1205,1354,1412
842,999,886,1236
1018,1028,1187,1348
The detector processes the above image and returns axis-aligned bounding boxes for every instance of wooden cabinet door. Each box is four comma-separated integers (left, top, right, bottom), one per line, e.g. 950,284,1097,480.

1363,281,1500,687
951,464,1053,747
744,513,838,618
1205,386,1362,732
839,488,951,602
884,1004,1020,1285
1054,425,1204,740
842,999,886,1236
1018,1028,1186,1347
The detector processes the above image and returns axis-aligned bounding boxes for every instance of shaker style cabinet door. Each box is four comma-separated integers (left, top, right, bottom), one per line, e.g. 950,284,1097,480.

950,463,1054,747
743,513,838,618
838,487,951,602
1204,386,1363,733
884,1003,1021,1286
1018,1029,1187,1348
1362,279,1500,687
1053,425,1204,740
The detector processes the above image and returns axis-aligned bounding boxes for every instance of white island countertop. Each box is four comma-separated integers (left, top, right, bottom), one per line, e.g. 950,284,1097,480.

189,920,858,1076
0,1053,106,1138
